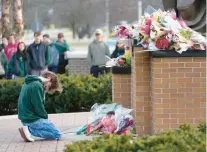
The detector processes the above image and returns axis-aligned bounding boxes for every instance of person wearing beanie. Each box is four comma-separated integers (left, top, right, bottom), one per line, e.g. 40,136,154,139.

87,29,110,77
18,71,62,142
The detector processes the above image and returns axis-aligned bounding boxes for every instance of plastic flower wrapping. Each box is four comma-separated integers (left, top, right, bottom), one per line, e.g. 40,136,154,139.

105,46,131,67
76,103,135,135
114,6,206,54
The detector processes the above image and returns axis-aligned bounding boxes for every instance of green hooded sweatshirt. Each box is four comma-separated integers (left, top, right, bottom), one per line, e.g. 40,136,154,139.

56,40,70,54
9,53,31,77
18,75,48,123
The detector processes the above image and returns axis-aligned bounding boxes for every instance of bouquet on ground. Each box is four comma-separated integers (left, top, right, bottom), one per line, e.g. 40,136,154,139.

76,103,135,135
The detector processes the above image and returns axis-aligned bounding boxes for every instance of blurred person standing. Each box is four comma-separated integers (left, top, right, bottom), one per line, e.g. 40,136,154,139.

0,37,8,79
9,42,31,79
87,29,110,77
4,34,18,79
43,34,68,73
27,32,50,76
56,33,70,74
0,37,8,52
0,47,8,79
111,40,125,58
4,34,18,63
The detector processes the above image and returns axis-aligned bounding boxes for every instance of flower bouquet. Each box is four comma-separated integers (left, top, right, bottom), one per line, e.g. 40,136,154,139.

76,103,135,135
112,47,131,74
114,6,206,54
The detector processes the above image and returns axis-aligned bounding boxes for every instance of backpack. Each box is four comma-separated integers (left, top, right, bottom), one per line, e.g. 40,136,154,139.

0,52,5,75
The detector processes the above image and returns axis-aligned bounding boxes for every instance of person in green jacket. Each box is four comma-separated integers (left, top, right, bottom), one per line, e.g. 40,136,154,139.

56,33,70,74
9,42,31,79
18,71,62,142
43,34,68,73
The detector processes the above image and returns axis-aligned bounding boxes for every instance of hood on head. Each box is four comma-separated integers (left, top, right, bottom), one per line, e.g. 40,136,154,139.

24,75,42,84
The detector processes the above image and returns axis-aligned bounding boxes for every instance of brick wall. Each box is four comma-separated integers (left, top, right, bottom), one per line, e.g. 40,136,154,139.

151,57,206,133
131,48,151,135
112,48,206,135
112,74,131,108
67,58,90,75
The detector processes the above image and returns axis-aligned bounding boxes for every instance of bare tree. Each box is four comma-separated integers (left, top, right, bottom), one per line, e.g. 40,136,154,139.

13,0,24,41
2,0,11,38
60,0,86,39
0,9,2,38
19,0,163,32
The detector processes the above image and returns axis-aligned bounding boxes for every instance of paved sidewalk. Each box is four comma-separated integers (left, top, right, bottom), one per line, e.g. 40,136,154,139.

0,112,94,152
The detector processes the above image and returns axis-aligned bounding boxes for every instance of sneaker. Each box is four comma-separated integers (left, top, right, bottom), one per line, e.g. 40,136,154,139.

18,128,29,142
20,126,35,142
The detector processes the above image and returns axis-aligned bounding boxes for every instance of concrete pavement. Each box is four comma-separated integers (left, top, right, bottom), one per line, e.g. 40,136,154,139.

0,112,94,152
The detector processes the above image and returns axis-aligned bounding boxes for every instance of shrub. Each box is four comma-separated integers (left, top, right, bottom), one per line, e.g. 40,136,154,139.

46,74,112,113
64,124,206,152
0,74,112,115
0,79,23,115
198,121,206,133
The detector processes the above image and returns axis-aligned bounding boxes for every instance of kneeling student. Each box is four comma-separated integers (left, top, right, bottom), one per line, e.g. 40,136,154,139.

18,71,62,142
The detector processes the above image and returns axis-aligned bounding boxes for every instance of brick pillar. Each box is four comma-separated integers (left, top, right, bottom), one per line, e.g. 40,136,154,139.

151,57,206,133
112,74,131,108
131,48,151,135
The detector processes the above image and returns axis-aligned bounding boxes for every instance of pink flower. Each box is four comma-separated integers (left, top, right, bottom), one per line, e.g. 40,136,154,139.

171,12,176,20
179,18,187,28
102,115,116,133
155,37,169,49
146,17,152,26
117,26,131,38
140,25,150,35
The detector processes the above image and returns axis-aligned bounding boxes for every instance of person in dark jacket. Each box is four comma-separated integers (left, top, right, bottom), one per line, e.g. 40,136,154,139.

9,42,31,79
18,71,62,142
43,34,68,73
27,32,50,76
111,40,125,58
56,33,70,74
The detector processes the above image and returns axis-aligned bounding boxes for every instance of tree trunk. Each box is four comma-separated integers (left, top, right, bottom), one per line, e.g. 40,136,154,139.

0,14,2,38
13,0,24,41
2,0,11,38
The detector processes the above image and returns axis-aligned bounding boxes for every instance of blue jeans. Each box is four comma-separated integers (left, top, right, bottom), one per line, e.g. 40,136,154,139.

48,65,58,73
23,119,62,140
6,72,12,79
90,66,105,77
